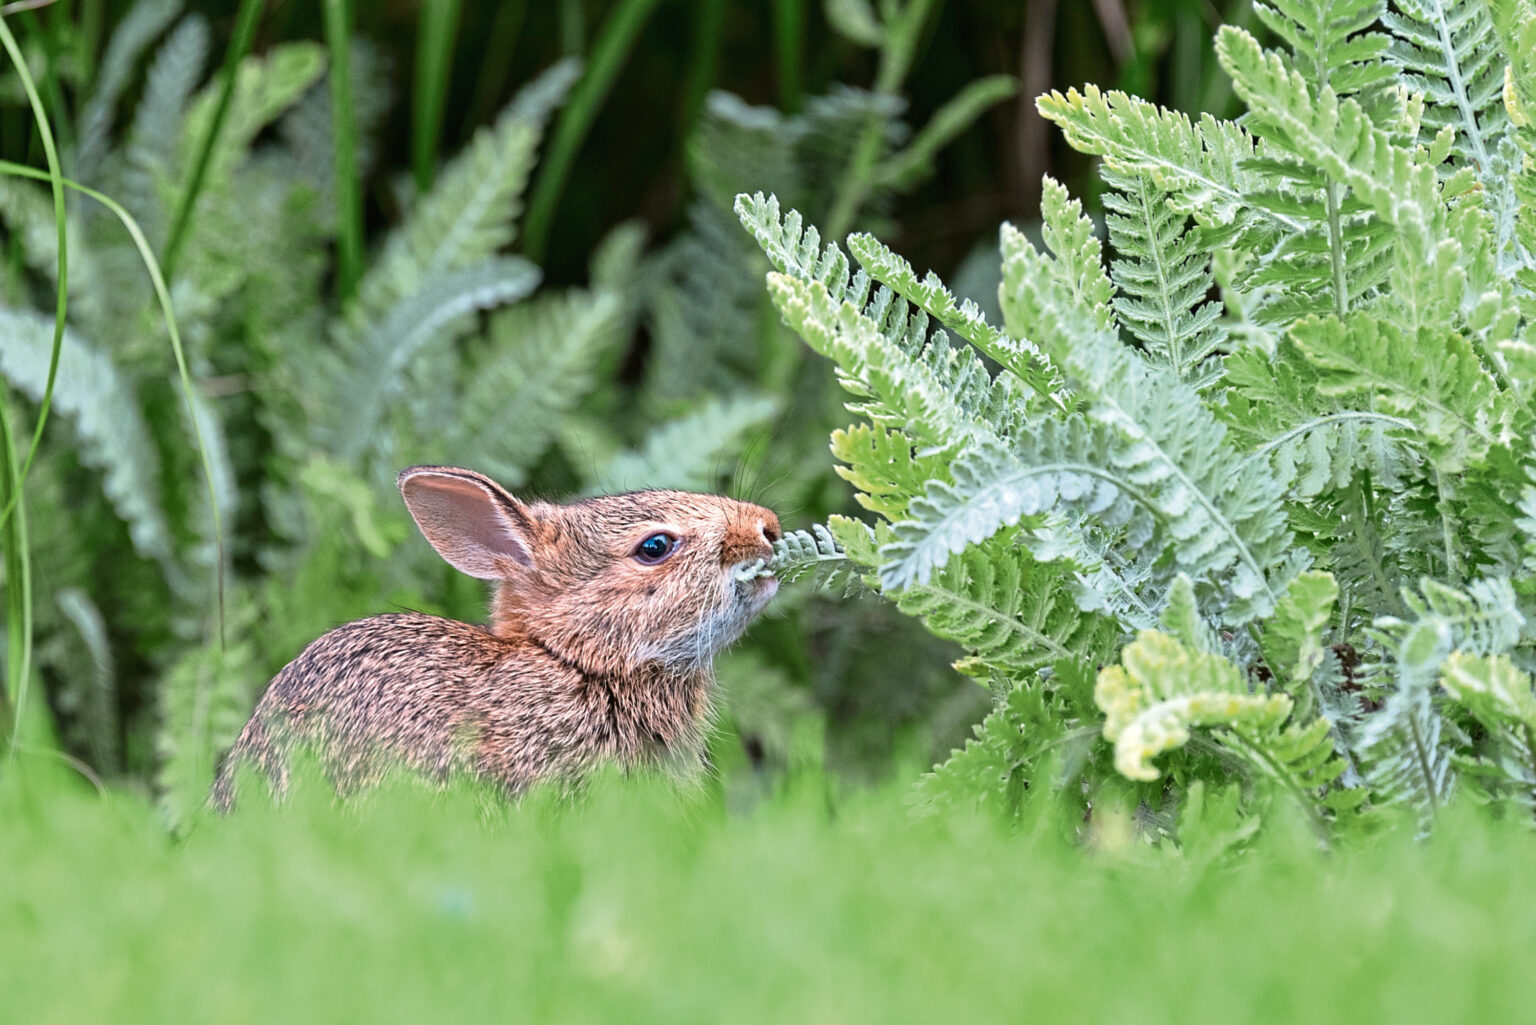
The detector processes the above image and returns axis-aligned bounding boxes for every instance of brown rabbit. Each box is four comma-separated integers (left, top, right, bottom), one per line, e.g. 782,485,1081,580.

210,465,781,810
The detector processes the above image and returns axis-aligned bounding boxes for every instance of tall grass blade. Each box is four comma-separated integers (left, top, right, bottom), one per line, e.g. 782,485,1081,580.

522,0,662,263
0,12,67,532
0,160,226,646
323,0,362,303
412,0,461,193
160,0,262,280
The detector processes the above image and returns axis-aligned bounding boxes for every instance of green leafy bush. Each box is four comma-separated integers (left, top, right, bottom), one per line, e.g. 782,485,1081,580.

755,0,1536,844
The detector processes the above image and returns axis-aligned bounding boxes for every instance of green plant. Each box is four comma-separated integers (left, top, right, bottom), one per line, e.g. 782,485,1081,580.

752,0,1536,844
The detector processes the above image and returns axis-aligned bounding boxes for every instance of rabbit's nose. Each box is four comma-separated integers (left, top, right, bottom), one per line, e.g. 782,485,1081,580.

759,517,781,545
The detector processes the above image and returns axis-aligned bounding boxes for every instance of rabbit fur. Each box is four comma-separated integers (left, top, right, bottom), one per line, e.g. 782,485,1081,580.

211,465,780,809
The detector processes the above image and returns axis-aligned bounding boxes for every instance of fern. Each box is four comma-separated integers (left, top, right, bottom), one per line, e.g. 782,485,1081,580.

449,289,628,486
1439,652,1536,808
767,520,870,598
597,394,779,493
1100,166,1225,386
351,60,578,328
1096,629,1354,828
0,310,172,565
155,618,260,833
837,520,1120,676
321,258,543,464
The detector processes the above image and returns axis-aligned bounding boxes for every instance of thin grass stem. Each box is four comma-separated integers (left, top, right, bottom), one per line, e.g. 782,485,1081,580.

0,159,227,647
412,0,462,193
161,0,263,281
324,0,363,304
522,0,663,263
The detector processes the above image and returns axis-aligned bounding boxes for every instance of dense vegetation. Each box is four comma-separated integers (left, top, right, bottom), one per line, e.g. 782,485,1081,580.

5,0,1536,1016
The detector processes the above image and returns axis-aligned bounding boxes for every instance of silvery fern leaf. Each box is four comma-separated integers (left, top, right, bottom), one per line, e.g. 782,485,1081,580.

1384,0,1506,161
1439,652,1536,806
0,310,173,566
352,60,578,327
838,520,1121,676
75,0,183,182
1100,166,1225,387
1253,0,1393,98
1359,577,1525,826
597,394,779,492
735,192,1031,446
450,289,628,485
999,219,1301,625
320,258,542,463
122,14,210,240
767,521,871,598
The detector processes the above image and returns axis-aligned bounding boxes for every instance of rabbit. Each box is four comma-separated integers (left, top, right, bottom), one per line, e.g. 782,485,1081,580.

210,465,781,810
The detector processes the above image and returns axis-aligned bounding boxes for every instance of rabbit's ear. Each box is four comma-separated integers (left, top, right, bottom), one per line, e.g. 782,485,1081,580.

397,466,538,579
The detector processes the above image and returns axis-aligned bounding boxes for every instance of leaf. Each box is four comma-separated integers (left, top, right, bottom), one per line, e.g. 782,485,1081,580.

322,258,543,463
596,394,779,493
0,310,172,564
352,60,578,326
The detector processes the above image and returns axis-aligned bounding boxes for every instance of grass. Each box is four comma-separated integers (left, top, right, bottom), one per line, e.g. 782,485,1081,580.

2,757,1534,1023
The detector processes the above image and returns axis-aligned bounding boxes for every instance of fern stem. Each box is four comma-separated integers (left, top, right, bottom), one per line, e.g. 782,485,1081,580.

161,0,263,282
1222,727,1329,839
1239,412,1417,471
1425,0,1491,172
1407,699,1441,823
0,12,66,536
0,159,226,647
523,0,663,264
1434,470,1458,580
412,0,462,194
1325,181,1347,319
824,0,938,240
324,0,363,304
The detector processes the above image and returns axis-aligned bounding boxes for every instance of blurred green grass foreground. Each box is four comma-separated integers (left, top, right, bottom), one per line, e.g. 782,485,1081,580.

1,756,1532,1024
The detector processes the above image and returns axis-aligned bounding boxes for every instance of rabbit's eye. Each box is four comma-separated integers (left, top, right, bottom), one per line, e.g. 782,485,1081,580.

633,532,677,565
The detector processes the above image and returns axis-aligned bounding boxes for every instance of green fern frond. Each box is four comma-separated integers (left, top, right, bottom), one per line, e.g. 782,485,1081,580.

322,258,543,463
845,229,1065,406
839,519,1121,676
1359,577,1525,824
1288,313,1510,471
1096,629,1353,826
352,60,578,326
1439,651,1536,807
51,587,119,772
1220,341,1414,499
911,674,1099,821
75,0,183,181
125,14,209,176
1260,569,1340,713
178,42,326,196
597,394,779,493
1097,630,1292,782
769,520,871,597
451,288,628,486
1101,166,1225,386
155,619,260,833
0,310,172,565
1253,0,1392,97
1384,1,1506,164
829,422,948,521
1036,85,1294,238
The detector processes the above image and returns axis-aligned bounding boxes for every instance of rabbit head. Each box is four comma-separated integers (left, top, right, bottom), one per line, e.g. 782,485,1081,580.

397,466,781,678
